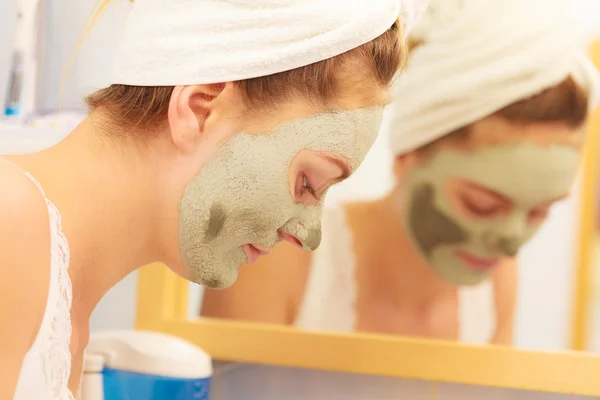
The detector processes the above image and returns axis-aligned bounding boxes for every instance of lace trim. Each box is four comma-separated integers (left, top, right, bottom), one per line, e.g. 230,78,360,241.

24,173,74,400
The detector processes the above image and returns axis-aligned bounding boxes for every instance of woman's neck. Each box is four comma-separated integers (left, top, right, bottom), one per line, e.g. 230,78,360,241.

353,193,457,309
9,117,173,322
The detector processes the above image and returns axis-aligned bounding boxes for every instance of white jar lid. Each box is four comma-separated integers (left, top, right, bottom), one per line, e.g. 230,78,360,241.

87,330,213,379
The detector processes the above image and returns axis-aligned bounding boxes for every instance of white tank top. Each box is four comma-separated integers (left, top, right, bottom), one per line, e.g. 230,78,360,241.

2,159,75,399
295,205,496,344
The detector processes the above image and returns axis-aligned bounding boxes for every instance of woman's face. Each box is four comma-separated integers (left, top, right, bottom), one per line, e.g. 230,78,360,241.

172,82,389,288
397,116,585,285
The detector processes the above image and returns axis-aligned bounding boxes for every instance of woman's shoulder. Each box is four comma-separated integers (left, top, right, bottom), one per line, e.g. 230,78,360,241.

0,159,53,378
0,158,49,232
0,156,52,274
0,159,52,311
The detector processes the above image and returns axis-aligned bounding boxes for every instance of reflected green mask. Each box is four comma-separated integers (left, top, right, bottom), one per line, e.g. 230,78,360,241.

402,142,580,285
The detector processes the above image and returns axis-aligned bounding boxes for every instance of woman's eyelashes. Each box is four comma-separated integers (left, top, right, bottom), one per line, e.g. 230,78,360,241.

295,165,345,204
301,175,318,199
458,191,552,222
460,194,501,217
295,174,327,205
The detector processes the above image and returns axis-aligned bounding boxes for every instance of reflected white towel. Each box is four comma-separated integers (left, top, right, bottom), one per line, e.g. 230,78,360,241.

111,0,431,86
386,0,600,155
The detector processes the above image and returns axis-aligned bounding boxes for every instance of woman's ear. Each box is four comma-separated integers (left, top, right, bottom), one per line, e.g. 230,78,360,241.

168,83,227,154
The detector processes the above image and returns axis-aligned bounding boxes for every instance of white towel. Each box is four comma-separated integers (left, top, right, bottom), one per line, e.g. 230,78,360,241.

385,0,600,156
111,0,431,86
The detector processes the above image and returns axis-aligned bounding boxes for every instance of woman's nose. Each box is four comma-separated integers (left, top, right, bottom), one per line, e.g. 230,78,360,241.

278,228,322,251
497,237,522,257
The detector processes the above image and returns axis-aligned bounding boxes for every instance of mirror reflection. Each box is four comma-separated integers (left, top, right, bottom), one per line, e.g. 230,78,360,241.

191,0,600,351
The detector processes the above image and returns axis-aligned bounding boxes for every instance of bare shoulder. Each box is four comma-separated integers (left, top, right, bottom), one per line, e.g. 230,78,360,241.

0,160,50,248
0,158,48,214
492,257,517,296
492,257,517,316
0,160,52,389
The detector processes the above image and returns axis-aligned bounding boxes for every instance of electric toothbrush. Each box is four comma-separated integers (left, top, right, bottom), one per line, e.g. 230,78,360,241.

3,0,40,118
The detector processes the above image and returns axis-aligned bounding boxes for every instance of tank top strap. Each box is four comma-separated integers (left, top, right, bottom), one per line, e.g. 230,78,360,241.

326,205,357,276
458,278,496,344
294,204,358,332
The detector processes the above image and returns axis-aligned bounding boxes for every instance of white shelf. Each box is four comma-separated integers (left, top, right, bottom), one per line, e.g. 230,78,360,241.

0,112,84,154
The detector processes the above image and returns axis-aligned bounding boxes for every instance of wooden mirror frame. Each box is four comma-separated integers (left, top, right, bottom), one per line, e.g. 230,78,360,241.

571,41,600,351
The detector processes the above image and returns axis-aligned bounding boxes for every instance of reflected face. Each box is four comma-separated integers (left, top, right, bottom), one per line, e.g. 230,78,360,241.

401,120,584,286
179,107,384,288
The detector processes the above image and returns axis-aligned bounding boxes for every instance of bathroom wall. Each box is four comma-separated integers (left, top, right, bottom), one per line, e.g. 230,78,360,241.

1,0,599,350
37,0,131,111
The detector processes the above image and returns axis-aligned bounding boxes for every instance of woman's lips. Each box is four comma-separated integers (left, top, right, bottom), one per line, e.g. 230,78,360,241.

278,230,303,249
456,250,500,270
242,230,303,264
242,244,272,264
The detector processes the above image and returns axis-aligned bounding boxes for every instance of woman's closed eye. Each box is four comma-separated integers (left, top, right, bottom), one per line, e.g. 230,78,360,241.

295,174,321,205
456,186,510,218
291,152,350,206
301,176,317,199
296,171,337,206
460,194,502,216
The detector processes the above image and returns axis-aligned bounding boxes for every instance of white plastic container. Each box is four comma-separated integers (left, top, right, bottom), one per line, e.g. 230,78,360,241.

82,330,213,400
80,353,105,400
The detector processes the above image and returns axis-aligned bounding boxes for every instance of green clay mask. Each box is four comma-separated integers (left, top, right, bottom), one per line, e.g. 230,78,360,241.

402,142,580,285
179,107,384,288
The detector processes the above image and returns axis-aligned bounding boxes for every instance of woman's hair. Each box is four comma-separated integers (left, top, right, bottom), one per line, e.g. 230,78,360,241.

406,40,590,155
84,2,405,131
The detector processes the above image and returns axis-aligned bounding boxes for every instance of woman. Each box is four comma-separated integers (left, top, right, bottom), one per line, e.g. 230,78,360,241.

201,0,600,345
0,0,425,397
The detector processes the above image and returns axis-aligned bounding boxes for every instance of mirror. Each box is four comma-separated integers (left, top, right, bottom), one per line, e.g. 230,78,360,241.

186,41,600,353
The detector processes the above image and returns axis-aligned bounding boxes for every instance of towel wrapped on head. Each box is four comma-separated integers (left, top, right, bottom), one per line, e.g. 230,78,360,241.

385,0,600,156
111,0,431,86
